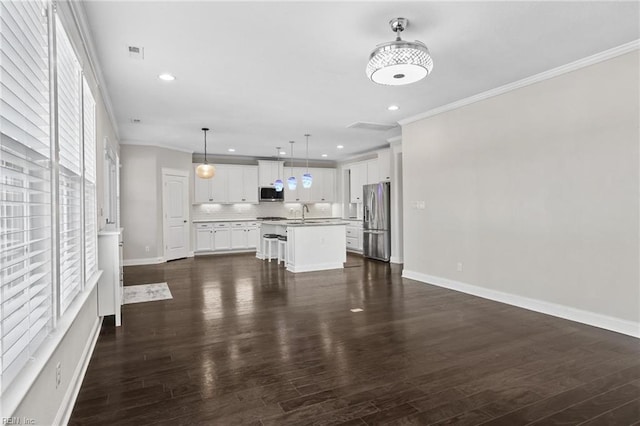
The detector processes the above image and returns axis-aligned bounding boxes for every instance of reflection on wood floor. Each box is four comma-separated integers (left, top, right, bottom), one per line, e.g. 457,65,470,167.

70,253,640,425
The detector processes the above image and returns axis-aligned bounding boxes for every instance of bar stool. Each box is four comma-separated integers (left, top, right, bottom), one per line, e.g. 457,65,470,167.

262,234,279,262
277,235,287,266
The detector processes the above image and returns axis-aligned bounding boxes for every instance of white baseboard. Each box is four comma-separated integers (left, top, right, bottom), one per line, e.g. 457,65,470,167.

54,316,102,425
390,256,403,264
402,270,640,339
123,257,164,266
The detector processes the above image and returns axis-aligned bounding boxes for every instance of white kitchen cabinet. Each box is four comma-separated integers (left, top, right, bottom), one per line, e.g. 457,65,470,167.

193,164,228,203
193,164,256,203
258,160,284,187
97,228,123,326
346,221,363,252
366,159,379,184
194,221,258,253
213,223,231,250
195,223,213,251
377,149,391,181
310,168,336,202
284,167,311,203
349,162,367,203
246,226,258,249
226,165,258,203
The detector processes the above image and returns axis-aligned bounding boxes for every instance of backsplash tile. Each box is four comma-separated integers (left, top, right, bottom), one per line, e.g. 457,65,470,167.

192,202,340,221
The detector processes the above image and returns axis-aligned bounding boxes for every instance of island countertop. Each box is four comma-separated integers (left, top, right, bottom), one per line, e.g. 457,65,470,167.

264,220,347,227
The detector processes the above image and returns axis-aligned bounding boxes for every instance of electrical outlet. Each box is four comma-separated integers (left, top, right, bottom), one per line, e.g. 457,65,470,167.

457,262,464,272
145,245,150,252
55,362,61,388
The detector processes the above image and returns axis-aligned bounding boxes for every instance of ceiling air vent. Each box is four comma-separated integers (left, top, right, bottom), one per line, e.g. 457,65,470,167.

128,45,144,60
346,121,397,131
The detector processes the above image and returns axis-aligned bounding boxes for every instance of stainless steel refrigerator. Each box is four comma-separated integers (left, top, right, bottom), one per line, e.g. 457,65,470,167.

363,182,391,261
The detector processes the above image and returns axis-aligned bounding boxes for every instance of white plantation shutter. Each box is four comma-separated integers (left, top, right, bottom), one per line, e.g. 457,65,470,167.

55,15,82,313
0,0,52,392
82,77,97,282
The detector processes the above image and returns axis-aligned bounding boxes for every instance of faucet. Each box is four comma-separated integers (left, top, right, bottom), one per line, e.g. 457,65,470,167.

302,204,310,222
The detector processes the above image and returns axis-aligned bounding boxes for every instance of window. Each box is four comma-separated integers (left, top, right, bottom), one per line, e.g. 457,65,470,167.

0,0,53,392
56,15,83,314
83,78,98,282
0,2,100,399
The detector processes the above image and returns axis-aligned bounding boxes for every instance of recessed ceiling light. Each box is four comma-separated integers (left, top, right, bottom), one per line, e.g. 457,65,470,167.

321,154,328,157
280,151,286,155
337,145,344,149
158,73,175,81
228,148,235,152
387,105,399,111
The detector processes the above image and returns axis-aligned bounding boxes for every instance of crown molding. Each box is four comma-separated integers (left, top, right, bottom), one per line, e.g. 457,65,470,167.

67,1,121,141
399,40,640,127
120,140,194,154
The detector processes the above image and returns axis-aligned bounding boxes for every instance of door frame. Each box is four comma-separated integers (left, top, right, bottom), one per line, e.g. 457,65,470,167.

161,167,191,261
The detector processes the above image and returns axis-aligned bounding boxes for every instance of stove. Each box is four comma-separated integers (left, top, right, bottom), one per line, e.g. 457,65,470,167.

257,216,287,221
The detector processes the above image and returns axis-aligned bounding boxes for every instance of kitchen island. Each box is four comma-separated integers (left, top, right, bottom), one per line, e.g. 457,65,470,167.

258,220,347,273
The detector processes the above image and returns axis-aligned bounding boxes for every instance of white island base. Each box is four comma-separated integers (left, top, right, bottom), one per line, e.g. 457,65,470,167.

258,222,346,273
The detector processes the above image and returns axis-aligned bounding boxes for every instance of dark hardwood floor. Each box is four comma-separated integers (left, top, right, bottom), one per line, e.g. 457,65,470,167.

69,253,640,425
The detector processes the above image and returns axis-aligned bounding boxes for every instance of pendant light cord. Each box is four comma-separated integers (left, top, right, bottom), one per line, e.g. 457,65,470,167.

202,128,209,164
290,141,295,175
305,134,310,172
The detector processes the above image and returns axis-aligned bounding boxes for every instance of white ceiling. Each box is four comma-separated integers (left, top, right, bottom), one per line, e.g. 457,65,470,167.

82,1,639,161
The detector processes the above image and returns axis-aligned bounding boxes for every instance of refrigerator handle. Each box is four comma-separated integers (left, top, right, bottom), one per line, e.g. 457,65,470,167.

363,206,368,223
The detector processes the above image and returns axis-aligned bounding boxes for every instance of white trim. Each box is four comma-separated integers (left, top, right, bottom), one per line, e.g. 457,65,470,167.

66,1,120,141
1,273,102,417
161,167,189,178
402,270,640,339
54,315,102,426
123,257,165,266
387,135,402,144
399,40,640,126
197,249,257,256
390,256,403,264
120,139,194,154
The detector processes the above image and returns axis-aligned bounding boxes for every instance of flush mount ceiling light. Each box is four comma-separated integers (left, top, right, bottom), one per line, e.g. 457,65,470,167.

366,17,433,86
195,128,215,179
158,73,176,81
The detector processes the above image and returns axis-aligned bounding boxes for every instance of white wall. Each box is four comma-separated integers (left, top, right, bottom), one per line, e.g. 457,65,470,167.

120,145,192,262
402,51,639,333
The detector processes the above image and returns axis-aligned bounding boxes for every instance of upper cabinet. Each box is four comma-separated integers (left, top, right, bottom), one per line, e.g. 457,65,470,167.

284,167,336,203
193,164,258,204
349,162,367,203
258,160,284,187
377,148,391,181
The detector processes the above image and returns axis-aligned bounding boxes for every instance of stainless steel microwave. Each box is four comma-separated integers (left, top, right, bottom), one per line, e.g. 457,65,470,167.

259,187,284,202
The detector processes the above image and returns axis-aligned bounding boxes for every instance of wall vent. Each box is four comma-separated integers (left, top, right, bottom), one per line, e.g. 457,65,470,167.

346,121,397,131
128,45,144,60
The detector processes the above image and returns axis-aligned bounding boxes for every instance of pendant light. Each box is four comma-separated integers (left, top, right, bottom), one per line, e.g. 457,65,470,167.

287,141,297,190
195,128,215,179
366,17,434,86
274,147,284,192
302,134,312,188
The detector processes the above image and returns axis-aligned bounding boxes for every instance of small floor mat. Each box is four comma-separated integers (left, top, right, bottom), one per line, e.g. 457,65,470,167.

123,283,173,305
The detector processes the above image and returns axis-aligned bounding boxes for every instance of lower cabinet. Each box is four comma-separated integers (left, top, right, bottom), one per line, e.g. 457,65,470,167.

346,222,363,252
195,221,258,254
97,228,123,326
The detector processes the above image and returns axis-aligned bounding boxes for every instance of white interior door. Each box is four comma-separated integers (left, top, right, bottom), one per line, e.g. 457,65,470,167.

163,169,189,261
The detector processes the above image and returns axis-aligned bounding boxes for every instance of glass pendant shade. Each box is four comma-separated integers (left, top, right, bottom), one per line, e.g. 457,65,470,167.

196,163,215,179
302,173,312,188
287,176,297,190
366,18,433,86
274,179,284,192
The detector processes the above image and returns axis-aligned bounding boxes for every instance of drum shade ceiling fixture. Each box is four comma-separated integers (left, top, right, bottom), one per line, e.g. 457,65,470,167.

196,128,215,179
366,17,434,86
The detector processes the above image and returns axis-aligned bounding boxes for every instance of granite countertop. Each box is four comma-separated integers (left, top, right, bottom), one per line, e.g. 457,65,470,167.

261,220,348,227
193,217,342,223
